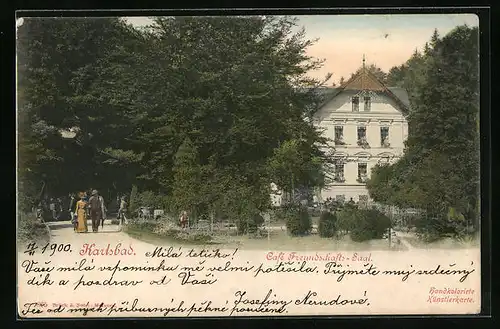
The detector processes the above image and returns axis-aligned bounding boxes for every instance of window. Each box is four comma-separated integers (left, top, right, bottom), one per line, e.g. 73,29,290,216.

357,126,366,140
358,195,369,205
336,195,345,203
357,163,368,183
334,126,344,145
364,96,371,111
334,163,345,182
380,127,390,147
357,126,369,147
352,96,359,111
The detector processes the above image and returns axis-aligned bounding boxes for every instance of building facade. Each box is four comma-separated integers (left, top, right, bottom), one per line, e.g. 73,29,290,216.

313,63,410,204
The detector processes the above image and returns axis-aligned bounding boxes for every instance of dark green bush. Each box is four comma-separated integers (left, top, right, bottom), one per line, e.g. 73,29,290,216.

284,205,312,236
237,213,265,234
336,207,358,234
414,207,473,243
336,208,392,242
365,209,392,239
318,211,337,238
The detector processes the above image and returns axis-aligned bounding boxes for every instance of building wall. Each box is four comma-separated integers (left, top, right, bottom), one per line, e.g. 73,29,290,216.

314,90,409,203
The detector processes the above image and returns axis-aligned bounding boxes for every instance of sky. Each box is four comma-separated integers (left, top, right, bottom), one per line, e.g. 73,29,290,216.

125,14,479,84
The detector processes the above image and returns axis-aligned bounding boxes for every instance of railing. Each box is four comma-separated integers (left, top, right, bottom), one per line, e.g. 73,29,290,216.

357,138,370,148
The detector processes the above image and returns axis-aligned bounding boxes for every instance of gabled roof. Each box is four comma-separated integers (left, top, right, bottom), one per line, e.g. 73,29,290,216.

315,65,410,113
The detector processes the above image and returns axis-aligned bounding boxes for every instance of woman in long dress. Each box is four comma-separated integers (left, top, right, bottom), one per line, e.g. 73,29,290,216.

75,192,88,233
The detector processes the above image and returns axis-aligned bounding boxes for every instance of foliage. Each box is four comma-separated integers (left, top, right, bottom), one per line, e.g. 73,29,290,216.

336,207,391,242
414,207,472,242
171,137,203,217
17,16,334,225
127,220,215,244
364,209,392,238
282,205,312,236
336,206,357,234
367,25,480,239
267,139,331,198
17,212,50,244
128,185,139,216
237,213,265,234
17,18,145,202
318,211,337,238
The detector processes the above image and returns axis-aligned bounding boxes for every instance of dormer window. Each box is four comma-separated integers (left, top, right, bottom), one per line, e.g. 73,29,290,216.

352,96,359,112
364,96,371,111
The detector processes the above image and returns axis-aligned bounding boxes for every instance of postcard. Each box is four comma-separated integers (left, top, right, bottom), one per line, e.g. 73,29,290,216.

16,12,482,318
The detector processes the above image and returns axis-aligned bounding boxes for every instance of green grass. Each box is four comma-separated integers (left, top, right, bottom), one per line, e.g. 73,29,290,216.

125,223,404,251
125,225,221,246
403,235,480,250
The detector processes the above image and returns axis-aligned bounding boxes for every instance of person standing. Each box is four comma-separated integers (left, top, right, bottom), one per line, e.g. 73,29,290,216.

74,192,88,233
49,198,56,220
118,196,128,225
69,193,77,230
88,189,105,232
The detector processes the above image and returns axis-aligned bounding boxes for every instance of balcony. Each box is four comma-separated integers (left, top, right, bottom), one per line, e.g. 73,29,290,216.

334,137,346,146
357,137,370,149
356,175,368,184
333,174,345,183
381,137,391,148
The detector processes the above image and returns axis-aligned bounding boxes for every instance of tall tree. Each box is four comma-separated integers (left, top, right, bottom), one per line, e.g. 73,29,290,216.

17,16,334,220
367,25,480,234
17,17,141,208
350,63,388,84
135,16,333,210
171,137,203,217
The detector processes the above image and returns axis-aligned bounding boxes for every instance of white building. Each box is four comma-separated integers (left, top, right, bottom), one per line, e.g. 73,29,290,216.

313,62,410,204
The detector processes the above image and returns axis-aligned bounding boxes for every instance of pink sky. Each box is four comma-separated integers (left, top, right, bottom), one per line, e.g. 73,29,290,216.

126,14,479,84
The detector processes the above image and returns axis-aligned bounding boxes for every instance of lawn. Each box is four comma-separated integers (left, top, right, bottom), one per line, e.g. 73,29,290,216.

403,235,480,250
125,223,405,251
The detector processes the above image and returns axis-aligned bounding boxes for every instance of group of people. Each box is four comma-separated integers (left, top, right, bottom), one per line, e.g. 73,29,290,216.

69,189,107,233
68,188,189,232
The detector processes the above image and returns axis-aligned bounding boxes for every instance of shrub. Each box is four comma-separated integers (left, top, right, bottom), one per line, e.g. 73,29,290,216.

365,209,392,239
153,219,181,236
284,205,312,236
125,219,215,244
237,213,265,234
336,208,391,242
414,207,472,243
126,220,157,232
318,211,337,238
18,212,50,245
336,207,358,234
272,207,287,222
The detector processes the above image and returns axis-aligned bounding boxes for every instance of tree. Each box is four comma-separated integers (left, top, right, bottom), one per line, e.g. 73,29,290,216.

367,25,480,236
138,16,333,214
17,17,145,207
171,137,203,219
17,16,334,224
350,63,388,84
